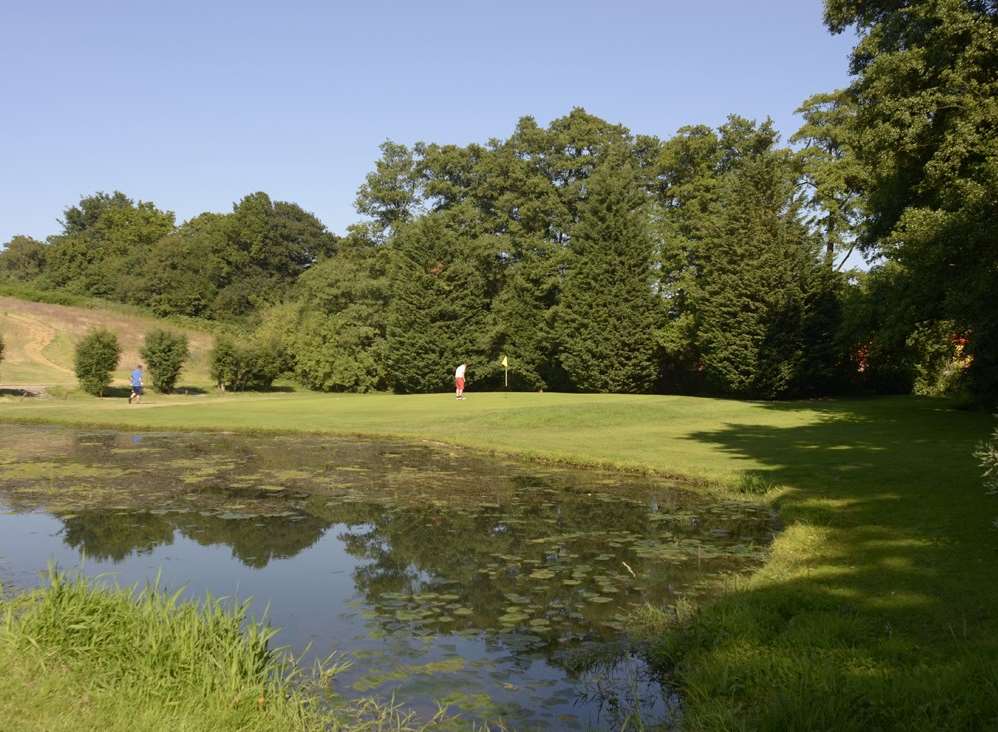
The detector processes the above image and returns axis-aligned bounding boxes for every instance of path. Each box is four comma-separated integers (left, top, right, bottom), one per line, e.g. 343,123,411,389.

4,312,75,376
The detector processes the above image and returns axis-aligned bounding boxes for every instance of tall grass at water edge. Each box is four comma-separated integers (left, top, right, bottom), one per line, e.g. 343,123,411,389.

0,569,460,731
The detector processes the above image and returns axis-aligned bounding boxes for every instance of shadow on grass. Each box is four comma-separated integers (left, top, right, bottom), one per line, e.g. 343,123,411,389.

662,397,998,730
0,387,41,397
221,385,297,394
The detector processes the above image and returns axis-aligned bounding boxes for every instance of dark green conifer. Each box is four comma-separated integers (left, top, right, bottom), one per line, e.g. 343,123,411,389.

557,151,660,393
386,208,497,393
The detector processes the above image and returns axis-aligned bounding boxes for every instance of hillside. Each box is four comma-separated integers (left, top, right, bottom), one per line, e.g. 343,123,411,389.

0,296,215,389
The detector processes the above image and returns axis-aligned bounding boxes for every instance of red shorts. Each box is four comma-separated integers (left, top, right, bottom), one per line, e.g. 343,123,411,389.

455,377,465,389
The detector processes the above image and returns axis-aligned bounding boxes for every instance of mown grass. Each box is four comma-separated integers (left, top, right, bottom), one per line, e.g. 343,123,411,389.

0,570,458,732
3,391,998,728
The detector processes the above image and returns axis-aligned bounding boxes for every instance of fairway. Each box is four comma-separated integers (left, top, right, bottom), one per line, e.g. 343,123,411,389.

3,391,997,727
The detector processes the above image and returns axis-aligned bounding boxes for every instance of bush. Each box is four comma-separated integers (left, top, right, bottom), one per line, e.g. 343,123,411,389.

209,336,283,391
0,332,5,373
907,320,971,398
292,312,386,393
977,421,998,497
139,329,189,393
74,328,121,396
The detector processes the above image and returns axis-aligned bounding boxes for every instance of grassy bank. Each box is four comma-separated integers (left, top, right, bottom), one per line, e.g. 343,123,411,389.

0,295,215,387
0,570,327,732
3,391,998,728
0,571,456,732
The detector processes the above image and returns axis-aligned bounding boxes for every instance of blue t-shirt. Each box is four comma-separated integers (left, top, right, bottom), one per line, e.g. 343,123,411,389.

131,369,143,386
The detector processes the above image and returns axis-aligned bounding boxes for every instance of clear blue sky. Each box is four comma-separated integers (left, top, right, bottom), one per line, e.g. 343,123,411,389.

0,1,856,243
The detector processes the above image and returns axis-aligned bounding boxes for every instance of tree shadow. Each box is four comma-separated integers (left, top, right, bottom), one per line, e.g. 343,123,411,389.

101,386,134,399
667,396,998,728
0,387,41,397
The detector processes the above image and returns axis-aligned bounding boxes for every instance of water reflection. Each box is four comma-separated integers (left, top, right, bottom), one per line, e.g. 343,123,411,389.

0,424,775,729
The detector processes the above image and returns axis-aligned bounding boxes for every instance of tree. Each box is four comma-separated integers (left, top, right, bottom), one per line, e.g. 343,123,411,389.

0,235,47,281
491,248,568,391
0,332,5,375
140,329,190,393
45,192,175,300
557,150,661,393
791,90,866,267
289,233,390,392
74,329,121,396
209,337,283,391
653,117,786,392
137,213,228,318
823,0,998,402
136,195,336,320
355,140,425,241
692,150,826,398
387,209,498,393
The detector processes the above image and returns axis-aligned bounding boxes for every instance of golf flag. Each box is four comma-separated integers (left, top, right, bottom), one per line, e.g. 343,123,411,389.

500,355,508,368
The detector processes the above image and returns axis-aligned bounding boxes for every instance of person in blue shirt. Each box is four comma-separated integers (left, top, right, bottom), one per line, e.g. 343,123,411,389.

128,364,144,405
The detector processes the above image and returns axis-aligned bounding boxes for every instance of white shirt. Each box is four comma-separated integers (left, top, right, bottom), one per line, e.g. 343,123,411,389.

455,364,466,379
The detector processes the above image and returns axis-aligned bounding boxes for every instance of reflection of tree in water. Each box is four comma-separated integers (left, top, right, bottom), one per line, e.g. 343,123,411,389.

62,512,176,562
181,513,329,568
323,492,680,722
320,485,678,624
60,511,331,568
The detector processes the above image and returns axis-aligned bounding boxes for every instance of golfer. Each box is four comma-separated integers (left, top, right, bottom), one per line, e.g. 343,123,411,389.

455,363,467,400
128,364,144,405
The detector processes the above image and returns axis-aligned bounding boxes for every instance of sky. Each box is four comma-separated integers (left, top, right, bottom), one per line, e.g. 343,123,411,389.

0,1,857,244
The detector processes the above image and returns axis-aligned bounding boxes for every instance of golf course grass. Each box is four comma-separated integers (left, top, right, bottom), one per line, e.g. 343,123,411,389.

2,389,997,729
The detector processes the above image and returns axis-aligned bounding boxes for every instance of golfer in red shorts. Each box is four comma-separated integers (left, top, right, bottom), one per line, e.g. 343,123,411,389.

455,363,466,400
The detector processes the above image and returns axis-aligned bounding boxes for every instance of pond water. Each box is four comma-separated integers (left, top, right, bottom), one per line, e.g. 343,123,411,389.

0,424,775,730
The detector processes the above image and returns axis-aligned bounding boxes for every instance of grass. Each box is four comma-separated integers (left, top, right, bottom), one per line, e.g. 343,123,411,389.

0,294,215,387
2,390,998,728
0,569,460,732
0,569,323,731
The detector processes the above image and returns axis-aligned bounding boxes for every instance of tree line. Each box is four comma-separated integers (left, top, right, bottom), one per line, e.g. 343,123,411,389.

2,1,995,403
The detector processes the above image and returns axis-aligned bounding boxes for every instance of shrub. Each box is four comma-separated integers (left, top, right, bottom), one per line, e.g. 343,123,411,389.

74,328,121,396
907,320,971,398
977,421,998,497
209,336,283,391
139,329,190,393
292,312,386,393
0,332,5,373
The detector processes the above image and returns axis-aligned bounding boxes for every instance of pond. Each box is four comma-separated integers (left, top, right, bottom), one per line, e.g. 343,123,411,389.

0,424,775,729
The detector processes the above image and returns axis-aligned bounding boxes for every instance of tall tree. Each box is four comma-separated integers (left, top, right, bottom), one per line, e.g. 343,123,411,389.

355,140,425,241
0,235,47,281
693,149,826,397
288,230,390,392
823,0,998,400
557,150,660,393
386,208,498,393
137,194,336,319
44,192,175,299
792,90,866,266
491,246,568,391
